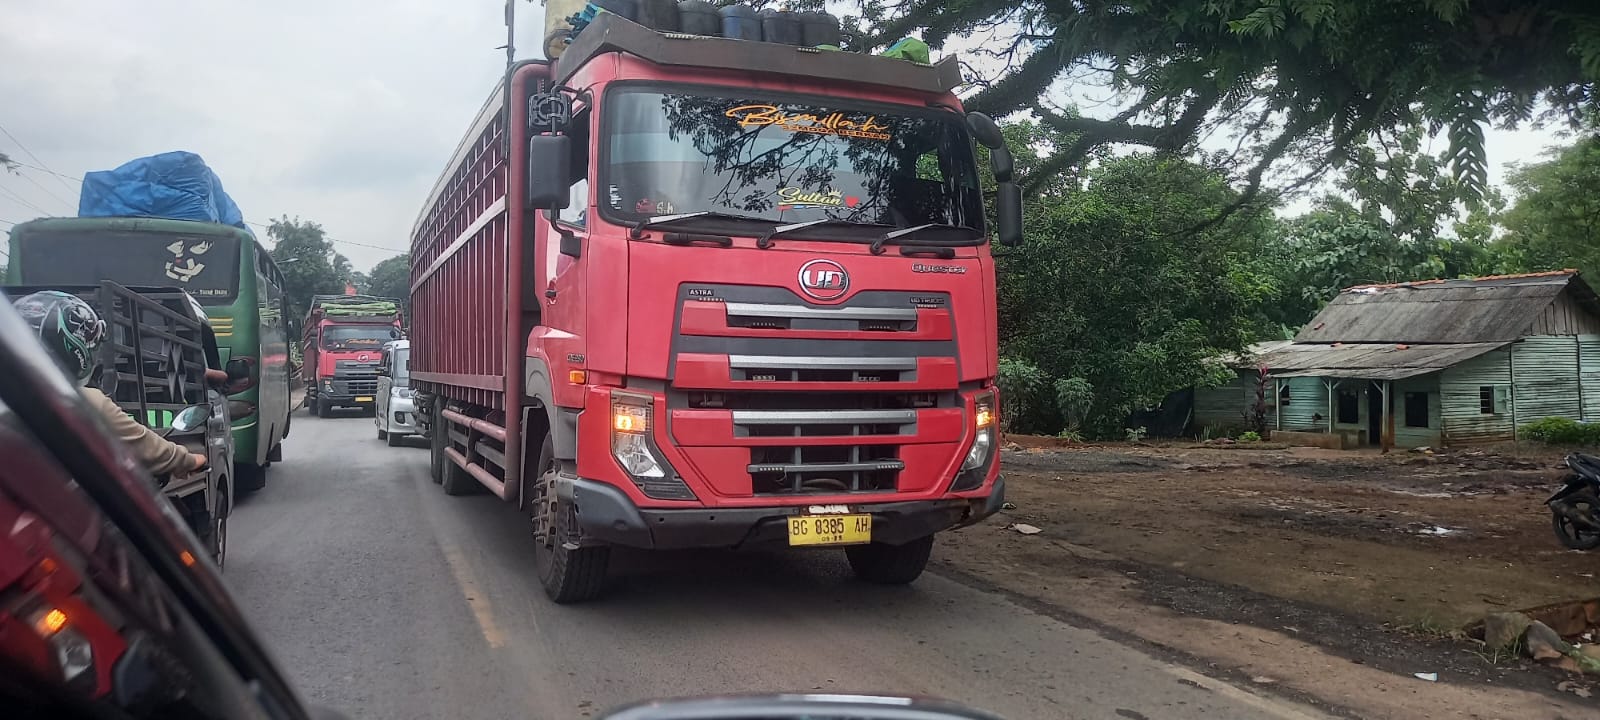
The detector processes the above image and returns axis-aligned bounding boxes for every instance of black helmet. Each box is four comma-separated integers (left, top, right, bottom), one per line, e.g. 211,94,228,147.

13,291,105,383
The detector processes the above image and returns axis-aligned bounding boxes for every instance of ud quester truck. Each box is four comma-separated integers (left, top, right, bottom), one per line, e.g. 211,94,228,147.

409,14,1022,602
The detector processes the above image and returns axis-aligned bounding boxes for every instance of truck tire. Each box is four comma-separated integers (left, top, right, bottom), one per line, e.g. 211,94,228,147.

439,426,478,496
236,463,267,493
428,405,445,484
846,535,934,585
377,426,388,441
531,434,608,603
386,430,404,447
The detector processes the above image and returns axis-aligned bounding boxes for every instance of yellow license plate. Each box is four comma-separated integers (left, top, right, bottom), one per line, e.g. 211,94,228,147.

787,514,872,546
355,396,374,403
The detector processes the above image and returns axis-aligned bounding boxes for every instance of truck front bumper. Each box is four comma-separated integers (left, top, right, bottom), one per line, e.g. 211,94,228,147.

561,476,1005,550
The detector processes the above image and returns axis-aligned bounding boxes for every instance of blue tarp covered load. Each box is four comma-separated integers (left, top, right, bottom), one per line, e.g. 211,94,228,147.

78,151,248,229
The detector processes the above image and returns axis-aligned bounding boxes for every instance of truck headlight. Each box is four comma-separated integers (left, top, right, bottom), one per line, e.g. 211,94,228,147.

611,401,663,478
954,393,997,490
395,387,415,400
29,607,95,689
610,393,695,500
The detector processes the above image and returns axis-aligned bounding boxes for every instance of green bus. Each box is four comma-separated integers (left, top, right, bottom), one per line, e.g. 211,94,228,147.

5,217,293,490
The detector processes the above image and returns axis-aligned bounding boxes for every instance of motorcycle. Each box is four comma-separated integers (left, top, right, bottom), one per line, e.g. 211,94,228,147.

1548,452,1600,550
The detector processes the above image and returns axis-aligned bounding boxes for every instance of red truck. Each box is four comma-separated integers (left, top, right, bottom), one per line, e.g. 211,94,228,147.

300,295,403,417
409,14,1022,602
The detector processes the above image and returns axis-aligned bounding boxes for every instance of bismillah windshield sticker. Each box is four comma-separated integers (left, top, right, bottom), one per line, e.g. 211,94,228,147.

725,105,891,141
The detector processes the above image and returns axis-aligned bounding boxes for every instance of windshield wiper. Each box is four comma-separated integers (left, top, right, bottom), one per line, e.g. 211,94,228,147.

869,223,983,255
628,211,773,240
755,218,892,249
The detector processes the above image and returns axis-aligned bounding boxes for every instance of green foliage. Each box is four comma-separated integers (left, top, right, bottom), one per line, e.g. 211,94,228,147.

997,142,1265,437
1500,136,1600,278
1519,417,1600,446
365,253,412,320
1239,431,1262,442
267,216,353,327
1258,128,1524,328
1053,377,1094,432
1124,426,1148,442
848,1,1600,207
995,357,1048,432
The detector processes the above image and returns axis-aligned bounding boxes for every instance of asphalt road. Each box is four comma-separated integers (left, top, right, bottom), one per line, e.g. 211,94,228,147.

226,412,1330,720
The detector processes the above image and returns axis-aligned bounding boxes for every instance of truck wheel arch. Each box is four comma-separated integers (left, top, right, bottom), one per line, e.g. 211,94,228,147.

524,357,578,462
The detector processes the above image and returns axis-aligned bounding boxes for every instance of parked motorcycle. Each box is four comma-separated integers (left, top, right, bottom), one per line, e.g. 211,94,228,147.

1548,452,1600,550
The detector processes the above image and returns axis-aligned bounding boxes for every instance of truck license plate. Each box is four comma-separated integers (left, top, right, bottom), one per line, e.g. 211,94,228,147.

787,514,871,546
355,396,374,403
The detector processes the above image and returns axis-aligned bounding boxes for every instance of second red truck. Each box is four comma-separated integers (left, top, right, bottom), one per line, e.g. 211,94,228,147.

300,295,403,418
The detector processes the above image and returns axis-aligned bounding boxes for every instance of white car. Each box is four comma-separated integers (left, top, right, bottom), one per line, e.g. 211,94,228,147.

374,339,417,447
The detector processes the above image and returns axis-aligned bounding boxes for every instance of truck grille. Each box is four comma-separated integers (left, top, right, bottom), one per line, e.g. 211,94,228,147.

668,285,958,497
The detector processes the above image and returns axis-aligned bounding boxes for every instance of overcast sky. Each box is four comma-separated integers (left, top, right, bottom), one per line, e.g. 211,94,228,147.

0,2,1572,271
1,1,549,270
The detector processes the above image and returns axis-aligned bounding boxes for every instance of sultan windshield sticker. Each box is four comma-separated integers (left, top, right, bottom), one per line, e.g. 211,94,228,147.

725,105,891,141
777,187,860,211
163,239,212,283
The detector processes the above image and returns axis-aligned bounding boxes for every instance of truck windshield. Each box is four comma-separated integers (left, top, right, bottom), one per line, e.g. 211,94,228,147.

15,231,241,304
602,88,984,242
322,325,400,350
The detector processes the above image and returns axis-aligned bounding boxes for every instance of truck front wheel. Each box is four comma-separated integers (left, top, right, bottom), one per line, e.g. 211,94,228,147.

846,535,934,585
531,434,608,603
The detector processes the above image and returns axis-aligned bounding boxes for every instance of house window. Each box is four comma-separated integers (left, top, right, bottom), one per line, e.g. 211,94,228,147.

1279,385,1291,406
1404,392,1430,428
1337,387,1360,424
1479,386,1494,414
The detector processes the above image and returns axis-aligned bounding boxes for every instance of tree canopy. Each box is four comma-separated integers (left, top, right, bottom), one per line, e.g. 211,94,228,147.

842,1,1600,205
993,122,1276,435
365,253,412,319
266,216,354,327
1500,136,1600,277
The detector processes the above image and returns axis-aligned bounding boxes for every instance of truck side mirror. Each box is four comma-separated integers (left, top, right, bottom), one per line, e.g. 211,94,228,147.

527,135,572,210
966,112,1005,150
989,146,1015,185
995,182,1023,247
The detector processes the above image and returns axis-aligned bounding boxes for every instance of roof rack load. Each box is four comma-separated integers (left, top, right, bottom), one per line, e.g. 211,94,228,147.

551,12,962,94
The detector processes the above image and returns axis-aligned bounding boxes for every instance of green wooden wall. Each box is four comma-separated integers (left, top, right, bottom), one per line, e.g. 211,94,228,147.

1439,348,1514,443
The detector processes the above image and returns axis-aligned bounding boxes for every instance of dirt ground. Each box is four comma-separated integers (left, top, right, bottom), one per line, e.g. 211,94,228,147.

934,439,1600,719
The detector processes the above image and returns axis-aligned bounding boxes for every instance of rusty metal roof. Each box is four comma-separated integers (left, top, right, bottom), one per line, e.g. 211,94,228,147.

1257,342,1508,380
1295,271,1595,344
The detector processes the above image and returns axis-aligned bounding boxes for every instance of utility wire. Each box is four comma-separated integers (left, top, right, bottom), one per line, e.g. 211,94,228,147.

0,123,79,198
12,161,80,185
14,168,75,212
245,219,406,253
0,182,53,216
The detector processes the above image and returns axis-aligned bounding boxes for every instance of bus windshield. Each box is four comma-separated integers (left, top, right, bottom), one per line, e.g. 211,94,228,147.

322,325,401,350
14,231,241,304
601,87,985,241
